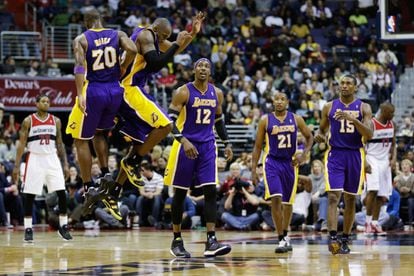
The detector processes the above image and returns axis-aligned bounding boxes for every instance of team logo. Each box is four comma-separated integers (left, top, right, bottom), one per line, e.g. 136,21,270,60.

69,122,76,129
152,112,159,123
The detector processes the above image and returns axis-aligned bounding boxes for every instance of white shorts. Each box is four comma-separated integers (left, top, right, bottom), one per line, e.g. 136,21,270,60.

365,156,392,197
22,152,65,195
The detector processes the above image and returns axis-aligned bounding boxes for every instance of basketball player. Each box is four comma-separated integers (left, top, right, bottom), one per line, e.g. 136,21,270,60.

365,102,396,235
165,58,233,258
315,75,373,254
66,9,137,219
84,14,205,219
251,92,313,253
13,94,72,242
116,13,205,187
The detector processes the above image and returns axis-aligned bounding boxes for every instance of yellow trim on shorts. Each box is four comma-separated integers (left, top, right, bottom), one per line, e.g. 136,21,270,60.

357,148,365,195
287,166,299,204
122,54,146,86
164,140,181,186
66,81,89,139
123,85,172,128
324,147,331,192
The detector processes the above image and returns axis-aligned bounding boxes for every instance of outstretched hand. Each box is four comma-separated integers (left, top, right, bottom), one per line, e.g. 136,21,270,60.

191,11,206,35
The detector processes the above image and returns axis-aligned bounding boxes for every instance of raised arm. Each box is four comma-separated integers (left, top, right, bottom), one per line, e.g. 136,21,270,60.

73,34,87,115
139,30,191,72
251,115,267,185
12,117,30,183
55,116,69,177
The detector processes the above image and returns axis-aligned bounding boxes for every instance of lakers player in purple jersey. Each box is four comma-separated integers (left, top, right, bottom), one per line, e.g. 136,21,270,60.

315,74,373,254
251,92,313,254
83,14,205,220
66,9,137,219
165,58,233,258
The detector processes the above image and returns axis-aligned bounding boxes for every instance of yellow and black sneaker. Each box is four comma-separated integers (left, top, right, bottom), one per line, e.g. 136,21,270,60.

120,158,144,187
102,196,122,221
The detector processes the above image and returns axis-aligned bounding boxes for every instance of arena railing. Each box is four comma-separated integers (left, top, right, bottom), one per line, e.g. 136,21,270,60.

0,31,42,61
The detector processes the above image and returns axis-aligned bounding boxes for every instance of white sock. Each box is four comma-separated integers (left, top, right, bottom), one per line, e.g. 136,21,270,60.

24,217,32,229
366,215,372,224
59,215,68,227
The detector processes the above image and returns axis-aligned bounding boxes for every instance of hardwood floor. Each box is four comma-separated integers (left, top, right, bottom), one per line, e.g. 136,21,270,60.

1,226,414,275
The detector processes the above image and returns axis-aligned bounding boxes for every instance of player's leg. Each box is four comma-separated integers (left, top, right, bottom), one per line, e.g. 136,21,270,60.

92,130,109,176
167,141,194,258
198,141,231,257
119,86,172,185
281,162,298,252
365,156,380,234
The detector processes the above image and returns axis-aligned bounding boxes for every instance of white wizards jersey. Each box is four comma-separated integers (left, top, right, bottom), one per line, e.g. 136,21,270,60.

27,113,57,154
365,118,394,160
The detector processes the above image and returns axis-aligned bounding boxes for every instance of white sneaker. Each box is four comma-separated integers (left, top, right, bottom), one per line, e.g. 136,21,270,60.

275,238,288,253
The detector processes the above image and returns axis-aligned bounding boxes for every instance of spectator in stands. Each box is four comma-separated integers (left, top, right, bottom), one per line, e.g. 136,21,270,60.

3,114,19,140
0,161,23,226
136,161,164,227
221,180,260,230
315,0,333,27
65,166,83,191
26,59,41,77
0,55,16,75
290,17,310,39
397,117,414,138
156,67,177,95
307,160,328,231
372,64,392,106
377,44,399,71
349,7,368,27
300,0,317,26
394,159,414,226
0,135,16,163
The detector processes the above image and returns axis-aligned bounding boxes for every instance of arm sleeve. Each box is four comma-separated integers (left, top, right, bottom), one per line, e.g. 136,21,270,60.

214,114,230,145
143,43,179,72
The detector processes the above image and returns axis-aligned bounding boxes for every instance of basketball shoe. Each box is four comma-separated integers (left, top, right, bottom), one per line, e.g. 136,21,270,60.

24,228,33,243
170,238,191,258
204,236,231,257
58,225,73,241
328,236,341,255
275,238,289,253
338,238,351,254
121,158,144,187
82,174,118,216
284,236,293,251
102,196,122,221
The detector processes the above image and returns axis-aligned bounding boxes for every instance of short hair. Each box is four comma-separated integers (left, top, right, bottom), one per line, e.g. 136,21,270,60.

36,93,49,102
401,159,413,168
341,74,357,85
140,161,153,171
380,101,395,110
84,9,101,25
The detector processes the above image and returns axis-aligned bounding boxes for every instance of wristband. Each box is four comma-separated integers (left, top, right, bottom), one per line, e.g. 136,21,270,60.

74,65,85,74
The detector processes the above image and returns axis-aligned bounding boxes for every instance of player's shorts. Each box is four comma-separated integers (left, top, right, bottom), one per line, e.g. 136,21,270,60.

66,81,123,139
263,154,298,204
325,147,365,195
22,152,65,195
119,85,172,143
164,139,218,189
365,155,392,197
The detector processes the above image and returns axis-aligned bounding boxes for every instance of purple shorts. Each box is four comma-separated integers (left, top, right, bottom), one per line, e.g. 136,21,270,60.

164,139,217,189
66,81,123,139
263,155,298,203
325,148,365,194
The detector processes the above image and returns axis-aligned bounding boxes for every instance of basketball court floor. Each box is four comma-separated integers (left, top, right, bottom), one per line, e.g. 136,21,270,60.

1,226,414,275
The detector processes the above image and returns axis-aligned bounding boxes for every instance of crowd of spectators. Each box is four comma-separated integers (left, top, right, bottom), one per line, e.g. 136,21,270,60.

0,0,414,232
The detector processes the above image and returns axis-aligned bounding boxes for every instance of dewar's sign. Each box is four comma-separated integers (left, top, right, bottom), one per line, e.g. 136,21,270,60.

0,76,76,111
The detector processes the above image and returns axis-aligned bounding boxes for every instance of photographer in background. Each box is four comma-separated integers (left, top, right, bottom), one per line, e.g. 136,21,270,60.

221,178,260,231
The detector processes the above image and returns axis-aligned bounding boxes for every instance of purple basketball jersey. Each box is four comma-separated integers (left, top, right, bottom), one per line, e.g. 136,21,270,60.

122,27,159,87
177,83,217,142
328,99,363,149
84,29,121,82
265,112,297,160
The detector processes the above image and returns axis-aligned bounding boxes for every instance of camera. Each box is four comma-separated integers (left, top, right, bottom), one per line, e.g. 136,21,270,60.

233,178,250,191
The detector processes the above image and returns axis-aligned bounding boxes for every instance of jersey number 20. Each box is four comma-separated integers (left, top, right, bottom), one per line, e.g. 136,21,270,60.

92,47,117,71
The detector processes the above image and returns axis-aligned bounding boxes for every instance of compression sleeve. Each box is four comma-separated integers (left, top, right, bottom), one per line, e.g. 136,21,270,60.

143,43,179,72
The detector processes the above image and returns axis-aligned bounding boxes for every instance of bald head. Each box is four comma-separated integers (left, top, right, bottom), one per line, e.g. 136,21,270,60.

152,18,172,42
84,9,102,29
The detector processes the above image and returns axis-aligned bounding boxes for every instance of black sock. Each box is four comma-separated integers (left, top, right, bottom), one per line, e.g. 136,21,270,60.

174,232,182,240
342,233,349,240
329,231,337,239
207,231,215,239
84,181,94,191
127,154,142,167
278,235,285,241
283,230,288,237
101,167,109,176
